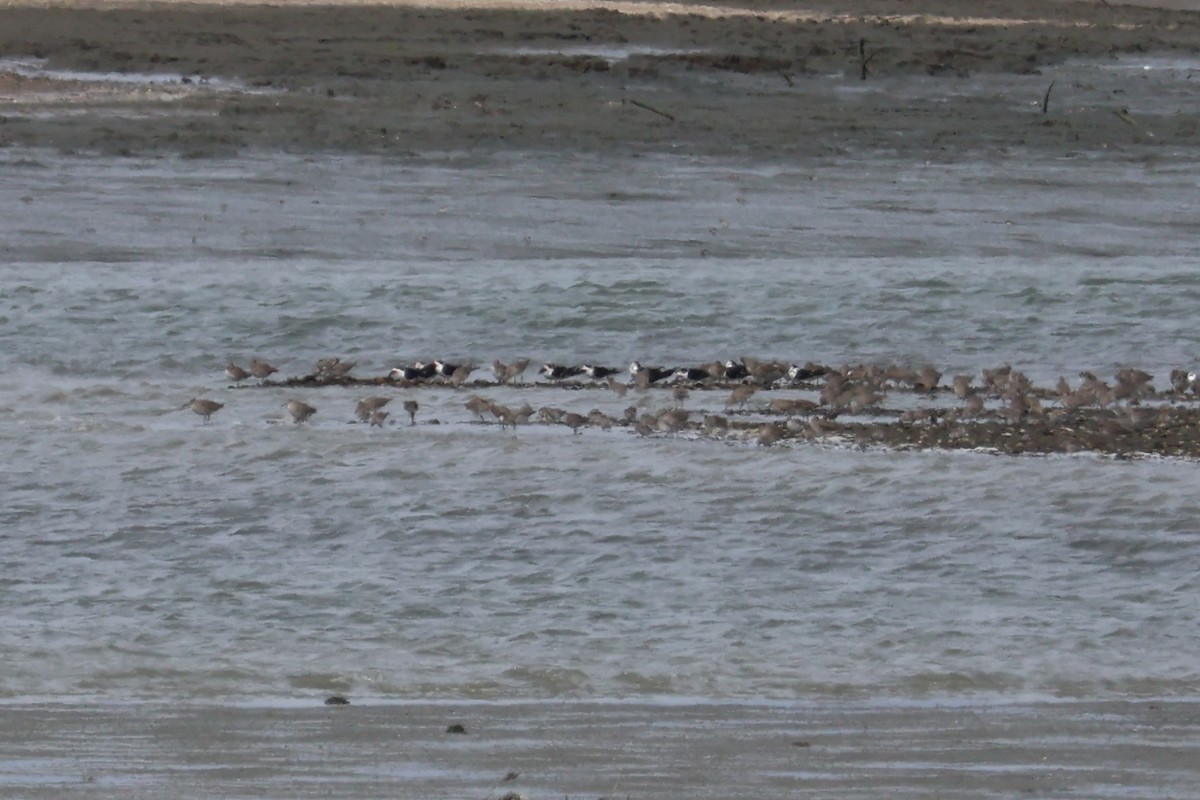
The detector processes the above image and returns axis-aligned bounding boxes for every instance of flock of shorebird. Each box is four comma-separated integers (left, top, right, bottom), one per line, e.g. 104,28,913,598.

180,355,1200,447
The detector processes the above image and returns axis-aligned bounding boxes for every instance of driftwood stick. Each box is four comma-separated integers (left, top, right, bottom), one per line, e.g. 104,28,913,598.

859,38,877,81
1042,81,1054,114
627,98,676,121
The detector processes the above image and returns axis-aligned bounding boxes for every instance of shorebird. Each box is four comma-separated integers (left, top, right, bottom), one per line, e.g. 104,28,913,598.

355,396,391,422
313,357,342,379
606,377,629,397
786,363,826,382
369,410,389,428
674,366,712,382
504,358,531,384
182,398,223,423
226,362,250,384
432,360,464,379
286,399,317,424
581,364,619,380
540,363,583,381
249,359,279,382
403,399,419,426
914,366,942,392
390,363,435,382
656,408,689,434
465,396,492,421
587,409,614,430
723,360,749,380
725,384,757,409
562,412,587,435
629,361,673,384
757,422,783,446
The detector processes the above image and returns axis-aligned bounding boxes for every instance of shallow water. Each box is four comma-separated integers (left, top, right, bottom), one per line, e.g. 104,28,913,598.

3,145,1200,704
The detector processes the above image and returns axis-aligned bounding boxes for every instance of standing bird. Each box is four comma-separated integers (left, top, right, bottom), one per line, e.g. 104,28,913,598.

403,399,419,426
369,410,389,428
182,398,223,423
725,385,757,410
286,399,317,424
355,396,391,422
505,358,531,384
226,362,250,384
249,359,279,382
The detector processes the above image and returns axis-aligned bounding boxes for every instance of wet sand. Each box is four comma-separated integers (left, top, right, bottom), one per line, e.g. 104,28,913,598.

2,699,1200,798
2,0,1200,157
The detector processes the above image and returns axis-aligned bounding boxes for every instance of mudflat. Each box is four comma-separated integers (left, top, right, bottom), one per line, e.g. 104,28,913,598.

2,0,1199,157
2,699,1199,798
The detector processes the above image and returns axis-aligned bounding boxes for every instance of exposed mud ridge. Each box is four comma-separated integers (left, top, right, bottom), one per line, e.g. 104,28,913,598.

225,359,1200,459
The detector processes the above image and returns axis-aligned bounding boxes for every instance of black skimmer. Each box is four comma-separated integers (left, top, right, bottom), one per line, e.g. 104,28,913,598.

722,360,749,380
390,362,438,381
581,364,619,380
674,366,712,382
786,364,825,383
432,360,464,379
629,361,673,384
540,363,584,380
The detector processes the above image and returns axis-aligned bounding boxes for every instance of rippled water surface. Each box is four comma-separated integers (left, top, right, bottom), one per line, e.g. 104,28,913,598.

3,148,1200,703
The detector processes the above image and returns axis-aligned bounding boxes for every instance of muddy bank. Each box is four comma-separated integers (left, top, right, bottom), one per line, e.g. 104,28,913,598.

2,0,1200,157
2,699,1198,799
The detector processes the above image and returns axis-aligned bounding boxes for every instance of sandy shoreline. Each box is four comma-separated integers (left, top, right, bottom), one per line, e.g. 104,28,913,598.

3,698,1200,797
2,0,1200,157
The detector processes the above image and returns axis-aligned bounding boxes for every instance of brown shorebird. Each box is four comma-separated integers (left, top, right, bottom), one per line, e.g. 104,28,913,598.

657,408,689,434
757,422,783,446
249,359,279,382
505,358,531,384
587,409,614,430
607,377,629,397
182,398,224,423
226,362,250,384
355,396,391,422
465,396,491,421
286,399,317,424
493,358,530,384
403,399,419,426
369,410,389,428
725,385,757,410
562,412,587,435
